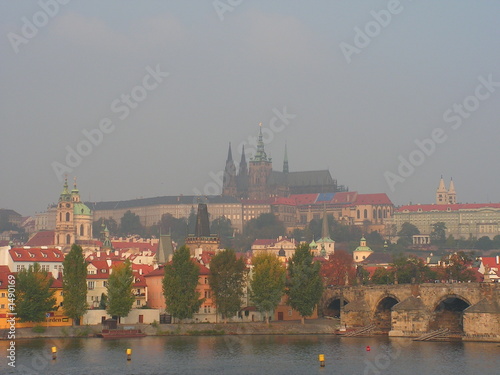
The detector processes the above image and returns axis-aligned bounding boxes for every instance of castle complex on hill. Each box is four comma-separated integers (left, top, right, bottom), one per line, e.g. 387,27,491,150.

222,125,347,200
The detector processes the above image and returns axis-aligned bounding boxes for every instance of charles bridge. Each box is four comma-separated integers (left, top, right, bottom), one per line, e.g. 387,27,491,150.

323,283,500,341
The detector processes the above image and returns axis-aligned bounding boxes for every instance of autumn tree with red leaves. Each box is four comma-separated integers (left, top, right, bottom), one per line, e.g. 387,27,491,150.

320,250,356,286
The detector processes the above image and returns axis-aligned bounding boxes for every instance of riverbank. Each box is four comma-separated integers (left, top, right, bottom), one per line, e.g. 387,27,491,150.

0,318,340,340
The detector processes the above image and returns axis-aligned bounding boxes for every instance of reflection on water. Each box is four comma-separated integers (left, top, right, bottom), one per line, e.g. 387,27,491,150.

1,335,499,375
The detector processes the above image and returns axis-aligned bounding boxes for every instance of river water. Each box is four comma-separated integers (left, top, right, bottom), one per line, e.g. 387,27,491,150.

1,335,499,375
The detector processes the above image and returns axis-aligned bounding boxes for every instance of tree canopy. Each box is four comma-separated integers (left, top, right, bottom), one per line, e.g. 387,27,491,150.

162,246,204,321
250,253,286,323
208,249,247,322
15,263,57,323
62,244,88,324
430,222,447,245
320,249,356,286
106,260,135,320
286,243,323,324
119,210,144,236
391,254,436,284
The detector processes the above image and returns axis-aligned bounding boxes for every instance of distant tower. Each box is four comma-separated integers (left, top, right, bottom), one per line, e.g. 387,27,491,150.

222,143,237,197
283,143,289,174
237,145,249,199
447,178,456,204
315,205,335,257
436,176,448,205
185,203,220,256
248,124,273,200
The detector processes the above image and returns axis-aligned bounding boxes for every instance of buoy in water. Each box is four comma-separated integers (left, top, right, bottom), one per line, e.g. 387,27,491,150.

51,346,57,360
318,354,325,367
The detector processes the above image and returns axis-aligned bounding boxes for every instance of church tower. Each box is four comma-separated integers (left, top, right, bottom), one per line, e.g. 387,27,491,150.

54,177,93,252
447,178,456,204
436,176,448,205
248,124,273,200
222,143,237,197
237,145,249,199
55,177,75,248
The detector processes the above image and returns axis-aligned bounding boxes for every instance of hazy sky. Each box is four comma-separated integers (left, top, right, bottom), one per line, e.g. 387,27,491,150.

1,1,500,216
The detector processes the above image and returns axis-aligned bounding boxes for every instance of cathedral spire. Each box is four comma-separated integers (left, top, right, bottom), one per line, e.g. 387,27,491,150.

253,123,269,162
223,143,237,196
283,143,289,173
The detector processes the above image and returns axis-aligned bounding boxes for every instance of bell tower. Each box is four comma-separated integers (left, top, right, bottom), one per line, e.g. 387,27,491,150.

55,177,75,248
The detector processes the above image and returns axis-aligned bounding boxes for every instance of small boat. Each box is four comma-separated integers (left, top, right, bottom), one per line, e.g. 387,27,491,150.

97,329,146,339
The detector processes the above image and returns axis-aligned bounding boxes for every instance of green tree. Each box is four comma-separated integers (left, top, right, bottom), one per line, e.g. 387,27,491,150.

15,263,57,322
156,213,188,245
250,253,286,324
476,236,493,250
437,252,476,282
209,249,247,323
93,217,118,237
397,222,420,246
370,267,394,285
286,243,323,324
119,210,144,236
430,222,447,245
391,254,436,284
106,260,135,321
211,216,234,249
235,213,286,251
99,293,107,310
162,246,204,322
62,244,88,325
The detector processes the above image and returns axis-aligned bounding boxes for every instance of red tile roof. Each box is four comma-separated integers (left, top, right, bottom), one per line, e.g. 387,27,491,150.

289,194,319,205
332,192,357,204
25,231,55,247
397,203,500,212
272,197,297,206
144,266,165,278
9,247,64,262
355,193,393,205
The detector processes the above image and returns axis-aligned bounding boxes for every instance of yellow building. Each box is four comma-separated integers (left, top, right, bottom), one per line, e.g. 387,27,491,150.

0,265,72,329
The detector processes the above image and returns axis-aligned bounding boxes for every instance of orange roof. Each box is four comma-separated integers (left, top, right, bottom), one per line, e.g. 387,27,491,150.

355,193,393,205
332,192,357,204
9,247,64,262
272,197,297,206
25,231,55,247
288,194,318,205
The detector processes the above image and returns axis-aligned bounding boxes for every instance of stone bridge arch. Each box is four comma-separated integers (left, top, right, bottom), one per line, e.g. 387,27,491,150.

429,293,472,333
324,295,350,318
372,294,400,331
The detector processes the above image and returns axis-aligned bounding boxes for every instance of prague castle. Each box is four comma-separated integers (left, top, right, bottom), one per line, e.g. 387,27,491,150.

222,125,347,200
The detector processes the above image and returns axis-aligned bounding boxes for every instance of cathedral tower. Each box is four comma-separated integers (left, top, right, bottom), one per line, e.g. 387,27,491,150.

248,124,273,200
237,145,249,199
222,143,237,197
